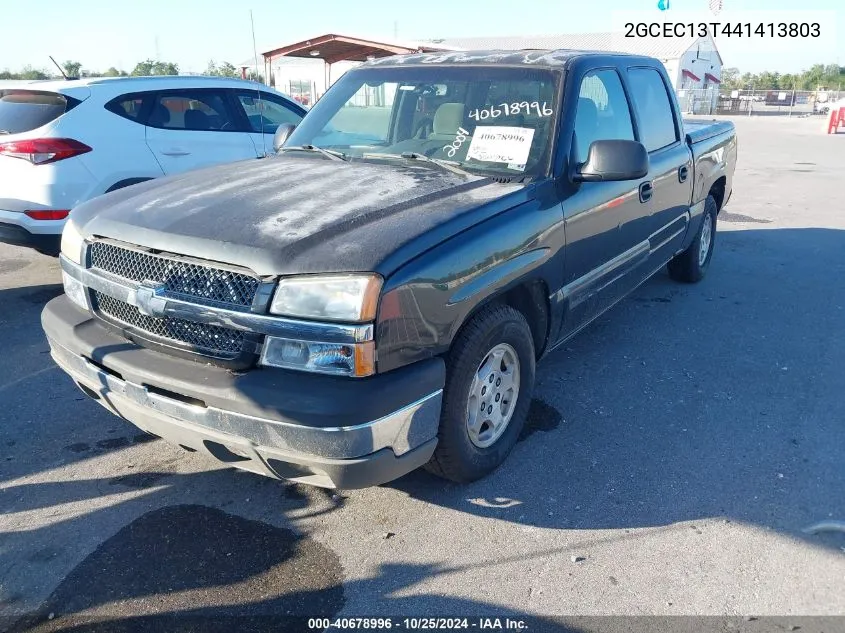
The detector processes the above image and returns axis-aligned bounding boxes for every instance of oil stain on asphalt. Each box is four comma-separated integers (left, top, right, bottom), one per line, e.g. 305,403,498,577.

16,505,345,633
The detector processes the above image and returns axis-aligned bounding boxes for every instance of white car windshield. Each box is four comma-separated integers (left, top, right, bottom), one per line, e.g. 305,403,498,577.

286,65,561,178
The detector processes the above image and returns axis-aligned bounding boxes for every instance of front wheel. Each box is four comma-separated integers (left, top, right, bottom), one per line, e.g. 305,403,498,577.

425,305,535,483
668,194,717,283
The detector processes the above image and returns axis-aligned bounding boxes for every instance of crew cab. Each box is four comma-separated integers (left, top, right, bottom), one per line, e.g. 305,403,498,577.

42,50,737,488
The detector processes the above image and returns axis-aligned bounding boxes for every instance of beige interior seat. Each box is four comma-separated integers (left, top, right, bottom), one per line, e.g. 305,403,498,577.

428,103,465,141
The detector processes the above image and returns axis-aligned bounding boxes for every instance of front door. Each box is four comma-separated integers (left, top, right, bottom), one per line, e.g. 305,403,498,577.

144,89,258,175
557,68,653,342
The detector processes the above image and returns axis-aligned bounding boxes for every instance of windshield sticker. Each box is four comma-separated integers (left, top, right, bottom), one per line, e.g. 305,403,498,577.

466,126,535,166
443,126,471,158
469,102,553,121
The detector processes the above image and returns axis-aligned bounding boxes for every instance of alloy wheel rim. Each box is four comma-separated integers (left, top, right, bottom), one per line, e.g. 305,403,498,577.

699,213,713,267
466,343,521,448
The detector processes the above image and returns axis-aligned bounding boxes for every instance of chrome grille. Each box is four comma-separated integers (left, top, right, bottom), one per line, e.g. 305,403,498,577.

90,241,260,310
93,292,246,356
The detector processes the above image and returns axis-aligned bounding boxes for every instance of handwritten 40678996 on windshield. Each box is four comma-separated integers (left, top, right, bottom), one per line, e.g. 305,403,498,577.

466,126,536,168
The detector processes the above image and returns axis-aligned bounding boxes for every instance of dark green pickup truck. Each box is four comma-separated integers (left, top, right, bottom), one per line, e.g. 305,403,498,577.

43,49,736,488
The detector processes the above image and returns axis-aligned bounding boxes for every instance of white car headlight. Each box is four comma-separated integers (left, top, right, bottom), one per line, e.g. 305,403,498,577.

269,274,382,322
60,218,85,265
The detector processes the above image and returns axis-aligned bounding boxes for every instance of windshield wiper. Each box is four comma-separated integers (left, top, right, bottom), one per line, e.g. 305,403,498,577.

361,152,473,177
282,145,348,161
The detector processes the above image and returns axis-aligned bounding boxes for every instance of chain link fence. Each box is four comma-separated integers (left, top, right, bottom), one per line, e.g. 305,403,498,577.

675,88,842,117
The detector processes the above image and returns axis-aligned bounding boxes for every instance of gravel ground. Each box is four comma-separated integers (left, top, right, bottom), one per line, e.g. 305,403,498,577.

1,115,843,632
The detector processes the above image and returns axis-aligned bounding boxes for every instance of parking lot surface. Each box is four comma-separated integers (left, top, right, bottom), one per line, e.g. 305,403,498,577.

1,116,844,631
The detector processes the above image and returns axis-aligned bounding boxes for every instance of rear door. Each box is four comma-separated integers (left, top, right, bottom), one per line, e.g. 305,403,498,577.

144,89,258,175
232,90,306,156
624,66,692,263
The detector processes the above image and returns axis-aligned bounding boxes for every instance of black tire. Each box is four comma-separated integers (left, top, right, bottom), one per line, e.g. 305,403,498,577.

668,194,718,283
425,304,535,483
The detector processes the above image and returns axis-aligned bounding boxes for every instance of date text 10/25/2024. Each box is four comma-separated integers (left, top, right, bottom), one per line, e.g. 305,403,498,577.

307,617,529,630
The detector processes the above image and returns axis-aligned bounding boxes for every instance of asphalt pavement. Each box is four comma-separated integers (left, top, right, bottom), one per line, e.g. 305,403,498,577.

1,115,843,632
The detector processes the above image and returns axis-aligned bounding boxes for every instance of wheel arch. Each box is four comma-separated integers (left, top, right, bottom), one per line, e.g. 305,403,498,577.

454,278,551,361
708,176,727,212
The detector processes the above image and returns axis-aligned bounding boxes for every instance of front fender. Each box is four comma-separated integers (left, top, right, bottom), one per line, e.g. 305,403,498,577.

375,196,565,373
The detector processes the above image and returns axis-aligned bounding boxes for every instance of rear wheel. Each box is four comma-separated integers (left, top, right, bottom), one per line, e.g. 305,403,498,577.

425,305,535,483
668,194,718,283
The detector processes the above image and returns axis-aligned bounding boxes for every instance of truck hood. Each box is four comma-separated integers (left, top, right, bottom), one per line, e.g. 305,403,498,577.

71,154,531,277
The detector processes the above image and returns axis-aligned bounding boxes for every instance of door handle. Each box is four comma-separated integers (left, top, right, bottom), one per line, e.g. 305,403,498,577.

638,181,653,203
678,165,690,182
161,149,190,157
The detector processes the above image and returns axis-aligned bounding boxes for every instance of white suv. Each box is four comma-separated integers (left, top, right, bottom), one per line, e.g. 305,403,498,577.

0,76,306,254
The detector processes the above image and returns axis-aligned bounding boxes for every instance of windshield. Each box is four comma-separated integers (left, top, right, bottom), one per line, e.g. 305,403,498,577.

286,66,561,178
0,90,76,135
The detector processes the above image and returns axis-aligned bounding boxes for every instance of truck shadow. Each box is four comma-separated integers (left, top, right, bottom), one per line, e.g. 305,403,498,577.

390,226,845,550
1,226,844,626
5,501,569,633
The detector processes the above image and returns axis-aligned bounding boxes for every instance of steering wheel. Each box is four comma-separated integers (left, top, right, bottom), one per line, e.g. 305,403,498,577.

412,117,434,139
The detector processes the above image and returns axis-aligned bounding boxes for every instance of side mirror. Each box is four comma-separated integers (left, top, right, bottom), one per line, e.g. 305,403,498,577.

573,139,649,182
273,123,297,152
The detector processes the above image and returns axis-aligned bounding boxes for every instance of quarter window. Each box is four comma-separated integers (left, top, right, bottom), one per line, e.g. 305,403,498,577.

105,93,150,123
627,68,679,152
573,70,635,162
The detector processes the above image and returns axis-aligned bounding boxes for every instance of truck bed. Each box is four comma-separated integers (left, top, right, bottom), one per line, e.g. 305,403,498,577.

684,119,736,145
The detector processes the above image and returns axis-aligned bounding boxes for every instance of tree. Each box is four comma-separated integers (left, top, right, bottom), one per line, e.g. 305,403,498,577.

62,60,82,78
757,71,778,90
103,67,126,77
739,72,756,89
204,60,239,78
721,67,740,89
247,71,264,84
131,59,179,76
19,65,50,80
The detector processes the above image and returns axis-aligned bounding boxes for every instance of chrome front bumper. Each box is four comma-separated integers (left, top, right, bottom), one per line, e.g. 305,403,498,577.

47,332,441,488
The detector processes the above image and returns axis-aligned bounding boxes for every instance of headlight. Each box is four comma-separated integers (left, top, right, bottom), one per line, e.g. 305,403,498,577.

269,274,382,322
60,218,85,265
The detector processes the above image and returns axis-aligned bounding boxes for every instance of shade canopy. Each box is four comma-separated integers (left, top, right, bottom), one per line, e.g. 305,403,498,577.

262,34,451,65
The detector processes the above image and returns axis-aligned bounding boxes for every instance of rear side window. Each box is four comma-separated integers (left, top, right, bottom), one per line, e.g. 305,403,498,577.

0,90,78,135
105,93,151,123
147,90,239,131
627,68,679,152
574,70,635,162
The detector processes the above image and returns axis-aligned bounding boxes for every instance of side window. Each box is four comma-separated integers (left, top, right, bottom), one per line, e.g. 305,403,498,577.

105,93,150,123
148,91,238,131
574,70,635,162
627,68,679,152
235,92,303,134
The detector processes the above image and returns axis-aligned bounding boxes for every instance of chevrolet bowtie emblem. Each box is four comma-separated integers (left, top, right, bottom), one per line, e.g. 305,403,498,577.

134,281,168,318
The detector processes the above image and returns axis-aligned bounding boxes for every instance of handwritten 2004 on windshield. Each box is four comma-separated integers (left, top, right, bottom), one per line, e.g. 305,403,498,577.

624,22,821,38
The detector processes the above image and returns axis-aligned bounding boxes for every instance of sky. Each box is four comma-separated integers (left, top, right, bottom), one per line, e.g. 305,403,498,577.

1,0,842,75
